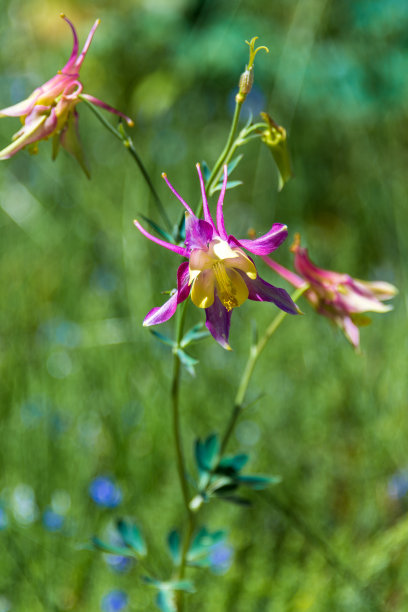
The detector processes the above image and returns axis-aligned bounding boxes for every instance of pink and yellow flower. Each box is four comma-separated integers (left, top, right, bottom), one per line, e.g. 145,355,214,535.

134,164,299,349
264,234,397,348
0,15,133,173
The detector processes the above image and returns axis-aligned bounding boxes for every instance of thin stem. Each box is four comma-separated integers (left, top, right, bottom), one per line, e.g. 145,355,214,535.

195,100,243,218
79,95,171,230
221,285,308,454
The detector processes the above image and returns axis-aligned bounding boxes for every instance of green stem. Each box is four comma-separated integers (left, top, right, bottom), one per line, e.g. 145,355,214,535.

79,95,171,230
195,100,243,217
221,285,307,454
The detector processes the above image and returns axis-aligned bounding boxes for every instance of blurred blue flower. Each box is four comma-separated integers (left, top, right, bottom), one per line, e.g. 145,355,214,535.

89,477,122,508
0,507,8,530
209,542,233,574
101,590,128,612
42,508,64,532
105,554,133,573
388,470,408,500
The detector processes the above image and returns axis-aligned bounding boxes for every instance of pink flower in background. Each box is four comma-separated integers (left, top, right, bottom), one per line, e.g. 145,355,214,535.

0,14,133,175
134,164,298,349
264,234,397,348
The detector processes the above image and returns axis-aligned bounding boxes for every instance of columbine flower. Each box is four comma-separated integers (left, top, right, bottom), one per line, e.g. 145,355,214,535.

264,234,397,349
134,164,298,349
0,14,133,174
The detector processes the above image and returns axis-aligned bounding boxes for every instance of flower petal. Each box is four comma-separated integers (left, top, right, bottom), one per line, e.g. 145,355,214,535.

196,163,216,231
60,14,79,72
216,164,228,240
74,19,100,69
190,269,215,309
0,108,57,159
244,274,299,314
340,315,360,349
205,295,232,350
185,213,213,251
231,223,288,256
0,94,38,118
143,262,190,326
80,94,134,127
134,220,189,257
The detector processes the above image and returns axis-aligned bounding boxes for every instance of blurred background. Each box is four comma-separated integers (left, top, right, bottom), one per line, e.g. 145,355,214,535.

0,0,407,610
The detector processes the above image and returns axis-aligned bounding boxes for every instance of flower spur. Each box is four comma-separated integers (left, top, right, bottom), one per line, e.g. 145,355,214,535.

134,164,299,349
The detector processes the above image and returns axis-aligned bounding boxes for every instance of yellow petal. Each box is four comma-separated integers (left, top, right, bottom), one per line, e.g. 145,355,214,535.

214,265,249,310
190,269,215,309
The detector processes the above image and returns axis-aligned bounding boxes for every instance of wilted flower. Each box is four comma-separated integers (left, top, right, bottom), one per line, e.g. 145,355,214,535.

0,14,133,175
264,234,397,348
134,164,298,349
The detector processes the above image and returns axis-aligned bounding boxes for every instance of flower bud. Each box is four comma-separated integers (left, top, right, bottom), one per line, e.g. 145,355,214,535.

260,112,292,191
236,37,269,104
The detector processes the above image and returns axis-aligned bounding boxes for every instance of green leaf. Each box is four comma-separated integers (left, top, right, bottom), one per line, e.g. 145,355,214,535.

188,527,226,561
227,154,243,176
156,591,176,612
140,214,174,243
150,329,176,348
200,160,211,183
237,474,281,490
176,348,199,376
91,537,135,558
180,323,210,348
212,180,243,192
167,529,181,564
218,453,249,473
116,519,147,556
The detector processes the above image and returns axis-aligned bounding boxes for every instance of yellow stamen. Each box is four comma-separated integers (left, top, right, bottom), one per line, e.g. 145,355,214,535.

213,262,239,311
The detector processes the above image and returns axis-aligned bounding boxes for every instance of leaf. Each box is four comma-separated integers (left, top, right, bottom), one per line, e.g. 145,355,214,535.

227,154,244,176
218,453,249,474
180,323,210,348
237,474,281,490
176,349,199,376
156,590,176,612
200,160,211,183
140,214,174,243
116,519,147,556
195,434,220,473
91,536,135,558
218,495,252,506
212,180,243,192
150,330,176,348
167,529,181,564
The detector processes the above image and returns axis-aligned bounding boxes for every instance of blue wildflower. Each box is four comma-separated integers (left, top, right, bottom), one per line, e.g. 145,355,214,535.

89,476,122,508
101,590,128,612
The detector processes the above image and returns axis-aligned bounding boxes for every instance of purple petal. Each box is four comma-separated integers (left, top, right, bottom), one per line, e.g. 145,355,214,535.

81,94,134,127
232,223,288,256
0,95,39,118
134,220,189,257
205,294,232,350
341,315,360,349
196,163,216,231
144,262,190,326
244,274,299,314
185,214,213,250
74,19,100,69
60,14,79,72
162,172,194,215
216,165,228,240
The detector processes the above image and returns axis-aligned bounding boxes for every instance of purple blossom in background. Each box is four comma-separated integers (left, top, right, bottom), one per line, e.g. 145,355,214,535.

0,15,133,173
0,507,8,530
42,508,64,532
105,554,133,573
209,542,233,574
89,476,122,508
134,164,298,349
388,470,408,501
101,590,128,612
